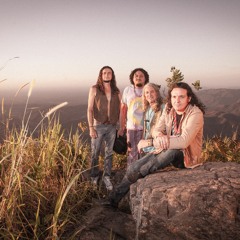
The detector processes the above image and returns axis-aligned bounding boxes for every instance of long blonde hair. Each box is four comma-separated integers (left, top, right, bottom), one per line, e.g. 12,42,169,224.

142,83,163,113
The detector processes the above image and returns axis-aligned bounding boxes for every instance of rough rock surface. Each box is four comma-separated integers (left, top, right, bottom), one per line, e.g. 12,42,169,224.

75,204,136,239
76,162,240,239
130,162,240,240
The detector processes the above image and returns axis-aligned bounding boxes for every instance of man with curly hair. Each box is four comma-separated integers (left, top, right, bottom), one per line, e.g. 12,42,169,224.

118,68,149,167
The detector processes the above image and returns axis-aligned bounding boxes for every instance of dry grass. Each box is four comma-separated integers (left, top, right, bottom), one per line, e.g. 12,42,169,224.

202,133,240,163
0,83,97,239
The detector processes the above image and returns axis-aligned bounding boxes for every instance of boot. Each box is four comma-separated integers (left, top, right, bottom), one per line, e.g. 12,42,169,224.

109,176,132,208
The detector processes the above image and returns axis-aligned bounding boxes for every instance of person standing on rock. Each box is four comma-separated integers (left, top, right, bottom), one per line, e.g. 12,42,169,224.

87,66,121,191
118,68,149,167
109,82,205,207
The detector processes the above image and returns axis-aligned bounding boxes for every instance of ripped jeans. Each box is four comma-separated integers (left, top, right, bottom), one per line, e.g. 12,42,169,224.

90,123,116,178
127,149,184,182
110,149,184,205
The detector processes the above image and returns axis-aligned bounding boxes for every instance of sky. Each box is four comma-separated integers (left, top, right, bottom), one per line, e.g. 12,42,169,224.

1,0,240,96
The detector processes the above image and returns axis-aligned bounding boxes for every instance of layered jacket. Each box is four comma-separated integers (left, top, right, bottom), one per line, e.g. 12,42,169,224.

153,104,204,168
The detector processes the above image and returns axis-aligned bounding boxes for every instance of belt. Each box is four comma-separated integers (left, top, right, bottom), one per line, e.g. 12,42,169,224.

94,120,113,125
103,120,111,125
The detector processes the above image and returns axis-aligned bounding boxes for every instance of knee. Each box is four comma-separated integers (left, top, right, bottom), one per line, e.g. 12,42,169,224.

126,167,142,183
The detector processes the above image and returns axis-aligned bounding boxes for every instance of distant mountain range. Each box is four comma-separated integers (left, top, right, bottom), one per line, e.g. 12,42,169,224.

1,88,239,143
197,89,240,138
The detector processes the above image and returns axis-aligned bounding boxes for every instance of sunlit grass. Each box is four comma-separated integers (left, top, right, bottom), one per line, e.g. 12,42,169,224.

202,133,240,163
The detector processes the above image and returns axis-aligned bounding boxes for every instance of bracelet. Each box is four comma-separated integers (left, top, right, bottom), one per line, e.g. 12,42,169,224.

89,126,94,128
148,138,153,146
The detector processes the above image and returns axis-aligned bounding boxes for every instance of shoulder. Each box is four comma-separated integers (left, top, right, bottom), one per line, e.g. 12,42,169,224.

90,85,97,90
89,86,97,96
123,85,134,93
187,105,203,115
185,105,204,125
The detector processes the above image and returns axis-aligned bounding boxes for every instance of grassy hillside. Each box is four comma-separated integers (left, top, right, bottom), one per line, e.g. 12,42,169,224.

0,86,239,238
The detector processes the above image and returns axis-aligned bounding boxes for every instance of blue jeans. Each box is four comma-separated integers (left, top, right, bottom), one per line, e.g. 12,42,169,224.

90,124,116,178
110,149,184,206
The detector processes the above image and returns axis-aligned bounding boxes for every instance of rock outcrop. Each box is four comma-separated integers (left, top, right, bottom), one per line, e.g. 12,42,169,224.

130,162,240,240
75,204,136,240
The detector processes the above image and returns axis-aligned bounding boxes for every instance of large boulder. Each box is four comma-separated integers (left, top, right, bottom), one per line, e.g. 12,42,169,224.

130,162,240,240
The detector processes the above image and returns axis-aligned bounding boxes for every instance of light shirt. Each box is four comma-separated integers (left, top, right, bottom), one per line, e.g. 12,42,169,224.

122,85,144,130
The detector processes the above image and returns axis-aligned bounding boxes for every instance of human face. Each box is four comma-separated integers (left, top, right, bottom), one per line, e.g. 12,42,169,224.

133,70,146,88
171,88,191,114
144,85,157,104
102,68,112,82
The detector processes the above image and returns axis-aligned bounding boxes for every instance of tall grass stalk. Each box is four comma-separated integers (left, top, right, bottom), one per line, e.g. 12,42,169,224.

31,102,68,137
22,80,35,130
0,88,94,239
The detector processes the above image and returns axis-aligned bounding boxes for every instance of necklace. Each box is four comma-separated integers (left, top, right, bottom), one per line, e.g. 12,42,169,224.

144,107,154,139
134,87,142,97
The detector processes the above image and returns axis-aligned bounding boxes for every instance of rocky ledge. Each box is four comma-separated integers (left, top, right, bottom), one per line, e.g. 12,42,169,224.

78,162,240,240
130,162,240,240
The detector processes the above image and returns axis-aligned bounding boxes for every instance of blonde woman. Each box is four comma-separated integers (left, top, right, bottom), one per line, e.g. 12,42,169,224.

137,83,164,156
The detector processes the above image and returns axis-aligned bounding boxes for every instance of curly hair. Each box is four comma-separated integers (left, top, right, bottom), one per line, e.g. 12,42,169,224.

142,83,163,113
166,82,206,114
95,66,120,95
129,68,149,85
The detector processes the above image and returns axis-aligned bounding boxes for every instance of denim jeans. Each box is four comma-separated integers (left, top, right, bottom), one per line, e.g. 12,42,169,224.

90,124,116,178
127,129,143,167
110,149,184,205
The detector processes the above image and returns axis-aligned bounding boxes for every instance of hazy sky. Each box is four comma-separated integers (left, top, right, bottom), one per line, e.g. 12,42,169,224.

1,0,240,94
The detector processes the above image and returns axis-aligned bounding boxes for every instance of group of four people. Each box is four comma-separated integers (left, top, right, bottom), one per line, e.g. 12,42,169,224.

87,66,205,207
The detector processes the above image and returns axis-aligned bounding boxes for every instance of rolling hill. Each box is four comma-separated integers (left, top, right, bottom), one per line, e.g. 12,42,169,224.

1,88,239,143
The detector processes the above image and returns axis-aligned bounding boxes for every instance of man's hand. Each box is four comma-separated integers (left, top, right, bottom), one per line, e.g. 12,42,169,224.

117,128,125,137
89,127,97,139
154,135,169,149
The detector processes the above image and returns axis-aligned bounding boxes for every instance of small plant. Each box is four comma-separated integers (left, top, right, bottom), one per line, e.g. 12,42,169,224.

166,66,184,88
202,133,240,163
165,66,202,91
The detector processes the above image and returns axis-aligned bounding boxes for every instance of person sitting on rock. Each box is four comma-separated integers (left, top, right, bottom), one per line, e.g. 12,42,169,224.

138,83,164,157
109,82,205,207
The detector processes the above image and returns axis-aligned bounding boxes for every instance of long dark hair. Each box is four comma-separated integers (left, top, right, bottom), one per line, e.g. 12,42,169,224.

166,82,206,114
129,68,149,85
95,66,120,95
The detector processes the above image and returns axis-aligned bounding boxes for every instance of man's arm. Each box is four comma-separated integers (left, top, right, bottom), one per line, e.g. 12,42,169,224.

118,102,127,136
87,87,97,138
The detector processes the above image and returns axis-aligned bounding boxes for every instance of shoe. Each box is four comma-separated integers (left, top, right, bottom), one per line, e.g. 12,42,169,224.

109,191,119,208
91,176,99,186
103,176,113,191
94,198,112,207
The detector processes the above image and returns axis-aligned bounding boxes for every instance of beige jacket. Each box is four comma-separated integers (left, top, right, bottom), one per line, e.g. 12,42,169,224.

153,104,204,168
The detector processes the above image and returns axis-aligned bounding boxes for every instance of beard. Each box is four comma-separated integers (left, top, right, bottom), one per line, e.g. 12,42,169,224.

103,80,111,83
135,83,143,87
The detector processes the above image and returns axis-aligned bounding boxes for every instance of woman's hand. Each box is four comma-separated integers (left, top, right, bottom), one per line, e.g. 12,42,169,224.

137,139,153,152
137,139,147,152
